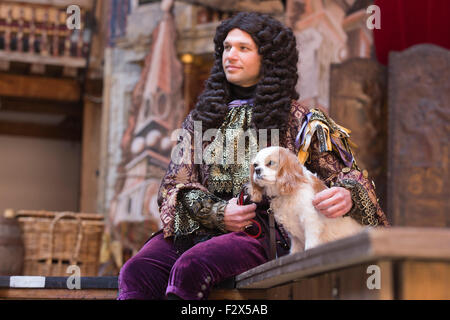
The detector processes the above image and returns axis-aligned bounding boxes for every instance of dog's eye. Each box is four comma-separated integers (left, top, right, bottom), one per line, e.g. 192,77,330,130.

267,160,274,166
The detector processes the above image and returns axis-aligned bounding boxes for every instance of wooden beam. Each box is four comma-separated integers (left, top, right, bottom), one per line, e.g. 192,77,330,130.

0,288,116,300
0,287,269,300
0,51,86,69
0,73,81,102
0,96,82,117
5,0,93,10
0,120,81,141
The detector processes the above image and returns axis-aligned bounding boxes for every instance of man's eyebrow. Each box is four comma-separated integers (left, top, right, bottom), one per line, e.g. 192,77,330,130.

223,40,253,46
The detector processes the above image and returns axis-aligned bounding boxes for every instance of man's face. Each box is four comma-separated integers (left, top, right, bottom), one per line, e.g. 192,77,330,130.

222,28,261,87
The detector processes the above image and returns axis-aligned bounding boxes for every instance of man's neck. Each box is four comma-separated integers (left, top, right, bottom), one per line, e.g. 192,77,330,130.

229,83,257,100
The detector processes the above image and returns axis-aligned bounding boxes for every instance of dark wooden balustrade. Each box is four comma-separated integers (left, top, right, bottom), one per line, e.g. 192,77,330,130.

0,1,91,68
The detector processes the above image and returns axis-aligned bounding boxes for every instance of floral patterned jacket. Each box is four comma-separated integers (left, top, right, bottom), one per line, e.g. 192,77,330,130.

157,100,390,248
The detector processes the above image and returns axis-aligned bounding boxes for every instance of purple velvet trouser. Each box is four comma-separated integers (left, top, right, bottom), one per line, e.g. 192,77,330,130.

117,230,271,300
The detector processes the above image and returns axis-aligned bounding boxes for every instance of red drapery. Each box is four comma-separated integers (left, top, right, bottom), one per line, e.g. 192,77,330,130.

373,0,450,65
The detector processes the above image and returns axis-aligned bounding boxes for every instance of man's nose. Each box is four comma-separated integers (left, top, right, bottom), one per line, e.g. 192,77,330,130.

226,47,238,60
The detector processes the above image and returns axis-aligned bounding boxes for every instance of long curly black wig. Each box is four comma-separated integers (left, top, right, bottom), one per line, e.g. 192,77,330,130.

191,12,299,136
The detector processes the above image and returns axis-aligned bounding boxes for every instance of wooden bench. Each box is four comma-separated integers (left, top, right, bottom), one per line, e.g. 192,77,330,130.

1,227,449,300
0,275,266,300
0,276,118,300
235,227,450,299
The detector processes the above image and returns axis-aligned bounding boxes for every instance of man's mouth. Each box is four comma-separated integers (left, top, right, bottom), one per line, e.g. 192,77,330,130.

226,65,241,70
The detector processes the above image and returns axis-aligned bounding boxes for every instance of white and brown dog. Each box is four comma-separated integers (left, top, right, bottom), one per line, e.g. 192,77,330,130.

248,146,365,253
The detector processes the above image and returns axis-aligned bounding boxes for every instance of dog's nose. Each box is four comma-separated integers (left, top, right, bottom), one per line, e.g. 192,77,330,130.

255,167,261,175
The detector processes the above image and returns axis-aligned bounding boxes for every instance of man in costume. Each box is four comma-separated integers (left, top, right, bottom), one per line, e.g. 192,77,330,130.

117,12,389,300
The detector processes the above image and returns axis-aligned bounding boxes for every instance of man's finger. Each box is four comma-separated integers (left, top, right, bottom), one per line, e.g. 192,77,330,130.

240,211,256,221
314,193,343,210
329,208,349,219
329,202,352,218
312,187,337,205
235,212,256,224
322,203,346,217
238,203,257,214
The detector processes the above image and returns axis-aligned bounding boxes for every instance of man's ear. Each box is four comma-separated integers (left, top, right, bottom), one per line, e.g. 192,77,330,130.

248,164,264,203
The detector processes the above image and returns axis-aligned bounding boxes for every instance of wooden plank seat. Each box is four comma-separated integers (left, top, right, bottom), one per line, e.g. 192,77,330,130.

0,275,263,300
0,276,118,300
1,227,449,300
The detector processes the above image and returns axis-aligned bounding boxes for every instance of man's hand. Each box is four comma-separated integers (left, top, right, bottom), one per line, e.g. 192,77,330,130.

312,187,352,218
224,197,257,232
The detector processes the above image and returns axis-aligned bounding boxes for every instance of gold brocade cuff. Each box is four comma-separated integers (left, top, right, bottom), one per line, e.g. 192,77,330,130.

335,179,379,227
178,189,228,234
210,201,228,233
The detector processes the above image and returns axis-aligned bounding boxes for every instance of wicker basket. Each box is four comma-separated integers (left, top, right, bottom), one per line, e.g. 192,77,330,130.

16,210,104,277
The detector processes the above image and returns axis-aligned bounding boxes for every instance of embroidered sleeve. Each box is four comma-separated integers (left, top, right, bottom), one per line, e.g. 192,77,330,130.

157,112,220,238
178,189,228,233
333,178,381,226
298,109,390,227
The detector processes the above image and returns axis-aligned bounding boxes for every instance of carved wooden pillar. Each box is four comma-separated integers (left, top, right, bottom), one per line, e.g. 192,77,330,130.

387,45,450,227
330,58,388,213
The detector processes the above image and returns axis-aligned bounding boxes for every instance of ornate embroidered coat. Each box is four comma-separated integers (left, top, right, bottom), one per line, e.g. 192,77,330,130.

157,100,390,248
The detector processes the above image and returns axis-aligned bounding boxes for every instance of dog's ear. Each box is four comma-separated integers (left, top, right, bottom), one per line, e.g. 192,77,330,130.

277,147,306,195
248,164,264,203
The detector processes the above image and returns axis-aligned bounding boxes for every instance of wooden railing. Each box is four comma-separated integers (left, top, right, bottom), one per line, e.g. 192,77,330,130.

0,2,91,68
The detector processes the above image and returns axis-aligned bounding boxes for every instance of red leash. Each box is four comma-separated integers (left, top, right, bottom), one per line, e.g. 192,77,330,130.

238,190,262,239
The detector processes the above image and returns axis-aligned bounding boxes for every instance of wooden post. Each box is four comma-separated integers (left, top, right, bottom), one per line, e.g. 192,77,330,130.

40,8,49,56
4,5,12,52
17,6,25,52
29,7,36,54
80,86,102,213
